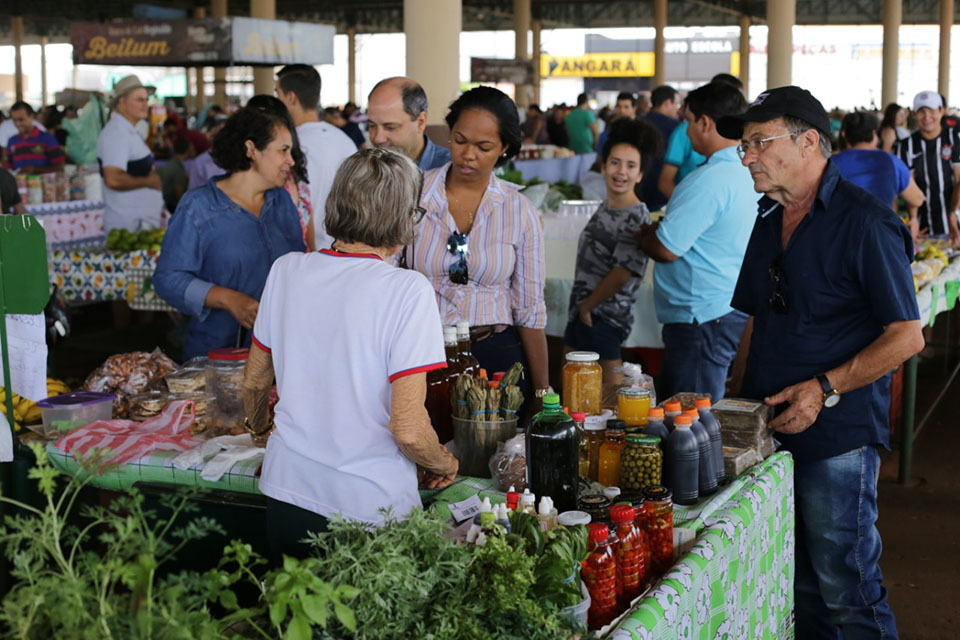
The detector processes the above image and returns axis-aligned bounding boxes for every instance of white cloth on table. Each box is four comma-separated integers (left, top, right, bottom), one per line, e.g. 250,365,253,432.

172,433,264,482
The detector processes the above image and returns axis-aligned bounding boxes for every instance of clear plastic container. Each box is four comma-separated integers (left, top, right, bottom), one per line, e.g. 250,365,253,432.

34,391,115,437
206,348,249,433
563,352,602,415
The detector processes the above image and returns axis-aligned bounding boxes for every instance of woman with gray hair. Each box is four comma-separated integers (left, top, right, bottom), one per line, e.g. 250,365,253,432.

242,147,459,562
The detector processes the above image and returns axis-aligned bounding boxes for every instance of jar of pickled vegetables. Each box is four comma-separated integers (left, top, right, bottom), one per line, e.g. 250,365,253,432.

610,504,648,605
578,494,612,526
640,485,674,578
597,420,626,487
619,434,663,491
618,387,651,426
583,523,619,630
563,352,602,415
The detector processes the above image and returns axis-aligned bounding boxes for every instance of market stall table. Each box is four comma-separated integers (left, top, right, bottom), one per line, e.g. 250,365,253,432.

26,200,105,249
899,252,960,483
515,152,597,186
48,247,172,310
542,211,663,349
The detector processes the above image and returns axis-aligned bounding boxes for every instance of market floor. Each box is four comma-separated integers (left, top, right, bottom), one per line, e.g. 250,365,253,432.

876,332,960,639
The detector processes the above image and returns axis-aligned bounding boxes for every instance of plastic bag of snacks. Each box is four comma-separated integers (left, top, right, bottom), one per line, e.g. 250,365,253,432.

488,431,526,491
83,349,179,418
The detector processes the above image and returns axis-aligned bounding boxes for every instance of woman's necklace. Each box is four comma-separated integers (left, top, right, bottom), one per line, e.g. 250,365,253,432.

447,189,482,229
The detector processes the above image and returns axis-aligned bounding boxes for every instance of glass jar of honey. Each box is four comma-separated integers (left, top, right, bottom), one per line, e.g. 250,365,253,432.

563,352,603,415
618,387,651,426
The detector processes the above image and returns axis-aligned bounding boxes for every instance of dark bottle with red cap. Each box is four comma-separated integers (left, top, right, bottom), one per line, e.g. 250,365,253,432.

582,523,619,630
610,503,648,605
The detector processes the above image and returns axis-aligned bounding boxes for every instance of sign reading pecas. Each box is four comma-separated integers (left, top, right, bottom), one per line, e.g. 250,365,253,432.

71,18,335,67
540,52,655,78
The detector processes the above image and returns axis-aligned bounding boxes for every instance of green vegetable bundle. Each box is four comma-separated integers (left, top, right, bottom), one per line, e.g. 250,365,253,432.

508,511,591,609
306,508,584,639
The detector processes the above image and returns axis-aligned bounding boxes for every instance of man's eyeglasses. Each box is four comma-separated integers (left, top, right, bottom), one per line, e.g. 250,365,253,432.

447,231,469,285
769,254,789,314
736,132,795,159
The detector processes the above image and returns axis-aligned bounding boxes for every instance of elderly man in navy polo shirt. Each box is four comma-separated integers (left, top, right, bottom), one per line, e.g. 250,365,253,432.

720,87,924,639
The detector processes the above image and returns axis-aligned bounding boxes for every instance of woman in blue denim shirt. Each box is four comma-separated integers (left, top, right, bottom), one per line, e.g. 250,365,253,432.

155,101,306,359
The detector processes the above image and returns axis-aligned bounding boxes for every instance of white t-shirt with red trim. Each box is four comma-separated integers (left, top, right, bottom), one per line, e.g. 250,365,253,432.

253,248,446,523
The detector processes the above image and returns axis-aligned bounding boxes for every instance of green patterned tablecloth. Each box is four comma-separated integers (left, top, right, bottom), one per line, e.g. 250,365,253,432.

608,452,795,639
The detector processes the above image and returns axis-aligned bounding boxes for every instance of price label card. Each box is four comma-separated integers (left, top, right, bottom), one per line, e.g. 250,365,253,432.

448,494,484,523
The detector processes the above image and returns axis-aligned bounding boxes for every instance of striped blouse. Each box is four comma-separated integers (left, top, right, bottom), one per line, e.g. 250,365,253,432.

408,163,546,330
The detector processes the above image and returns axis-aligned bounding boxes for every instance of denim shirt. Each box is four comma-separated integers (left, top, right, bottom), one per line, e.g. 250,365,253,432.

154,177,305,359
418,136,451,171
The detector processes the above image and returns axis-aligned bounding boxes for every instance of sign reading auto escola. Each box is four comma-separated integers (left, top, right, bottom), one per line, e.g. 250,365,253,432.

72,18,334,66
540,52,656,78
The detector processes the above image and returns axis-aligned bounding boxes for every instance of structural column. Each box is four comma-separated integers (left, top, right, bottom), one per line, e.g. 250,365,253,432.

195,7,208,113
251,0,276,96
347,26,357,104
513,0,531,107
653,0,667,87
532,19,542,106
40,36,48,107
739,15,750,98
12,16,24,102
767,0,795,88
404,0,461,126
939,0,952,104
212,0,228,107
882,0,901,108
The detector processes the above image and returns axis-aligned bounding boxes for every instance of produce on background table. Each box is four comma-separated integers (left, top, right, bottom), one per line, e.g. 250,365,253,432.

106,227,166,252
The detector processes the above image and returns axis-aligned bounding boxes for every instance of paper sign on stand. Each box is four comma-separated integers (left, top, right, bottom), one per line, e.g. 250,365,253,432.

0,314,47,402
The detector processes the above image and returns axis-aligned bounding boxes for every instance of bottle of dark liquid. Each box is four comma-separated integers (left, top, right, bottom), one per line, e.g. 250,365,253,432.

695,398,727,485
425,326,462,444
643,407,670,441
663,415,699,505
684,409,717,497
455,321,480,376
526,392,579,512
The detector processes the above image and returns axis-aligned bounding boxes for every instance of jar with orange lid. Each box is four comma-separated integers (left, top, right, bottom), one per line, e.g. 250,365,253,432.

562,351,602,415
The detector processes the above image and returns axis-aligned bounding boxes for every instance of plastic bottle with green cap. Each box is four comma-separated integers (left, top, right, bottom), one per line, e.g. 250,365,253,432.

525,392,579,512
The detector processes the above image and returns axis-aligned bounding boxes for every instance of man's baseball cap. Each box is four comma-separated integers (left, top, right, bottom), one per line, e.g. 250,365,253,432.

110,74,156,99
913,90,943,111
717,86,831,140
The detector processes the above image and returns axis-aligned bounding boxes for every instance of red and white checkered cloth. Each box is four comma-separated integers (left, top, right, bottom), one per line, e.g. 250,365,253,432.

54,400,201,469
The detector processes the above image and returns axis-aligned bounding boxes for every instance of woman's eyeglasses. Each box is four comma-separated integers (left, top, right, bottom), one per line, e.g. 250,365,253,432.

447,231,469,285
412,206,426,224
769,254,788,314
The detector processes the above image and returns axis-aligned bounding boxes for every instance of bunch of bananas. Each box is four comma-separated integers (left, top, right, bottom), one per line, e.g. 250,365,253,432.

1,378,70,432
916,245,949,267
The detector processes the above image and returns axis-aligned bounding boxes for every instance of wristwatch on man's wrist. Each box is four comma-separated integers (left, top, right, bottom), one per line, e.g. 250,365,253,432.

816,374,841,408
533,387,553,399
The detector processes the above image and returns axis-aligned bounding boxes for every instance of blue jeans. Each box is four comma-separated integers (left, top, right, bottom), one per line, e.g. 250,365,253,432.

794,446,899,639
658,310,747,401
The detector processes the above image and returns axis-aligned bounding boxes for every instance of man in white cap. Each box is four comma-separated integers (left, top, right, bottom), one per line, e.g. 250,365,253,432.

895,91,960,246
97,74,164,232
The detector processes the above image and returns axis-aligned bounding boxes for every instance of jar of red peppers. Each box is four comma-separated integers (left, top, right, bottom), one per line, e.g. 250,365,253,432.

640,485,674,578
610,504,648,607
582,523,619,630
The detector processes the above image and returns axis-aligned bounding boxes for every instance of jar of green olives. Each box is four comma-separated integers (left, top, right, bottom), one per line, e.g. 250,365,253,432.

619,434,662,491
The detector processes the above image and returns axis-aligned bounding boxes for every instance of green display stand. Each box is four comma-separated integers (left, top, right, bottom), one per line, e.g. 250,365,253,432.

0,215,50,595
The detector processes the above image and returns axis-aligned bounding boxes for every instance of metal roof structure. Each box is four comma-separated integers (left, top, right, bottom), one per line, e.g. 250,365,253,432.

0,1,956,42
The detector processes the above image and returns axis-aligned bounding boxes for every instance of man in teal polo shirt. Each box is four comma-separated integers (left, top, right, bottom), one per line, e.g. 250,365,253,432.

637,81,757,400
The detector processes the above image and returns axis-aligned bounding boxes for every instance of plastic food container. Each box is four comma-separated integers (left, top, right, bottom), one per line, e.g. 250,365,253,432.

206,348,249,433
452,416,518,477
34,391,115,437
164,367,206,393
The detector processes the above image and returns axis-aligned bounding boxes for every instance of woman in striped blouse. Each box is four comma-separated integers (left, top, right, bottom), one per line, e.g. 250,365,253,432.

402,86,549,404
